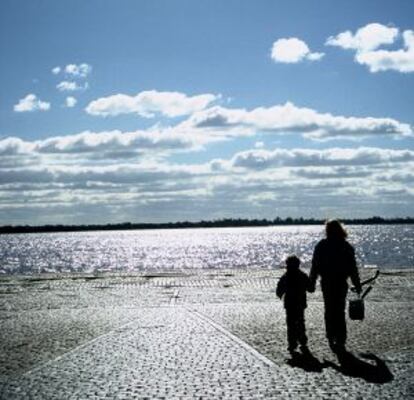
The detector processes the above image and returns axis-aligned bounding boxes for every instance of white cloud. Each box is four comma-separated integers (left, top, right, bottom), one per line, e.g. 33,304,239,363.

4,84,414,223
271,37,324,63
65,96,77,108
229,147,414,170
378,171,414,184
326,23,398,52
0,163,210,187
64,63,92,78
57,81,89,92
85,90,219,117
356,30,414,73
1,140,413,222
13,94,51,112
0,128,219,162
54,64,91,94
183,102,412,140
35,129,204,155
326,23,414,73
51,63,92,77
0,137,35,155
4,144,412,189
294,166,372,179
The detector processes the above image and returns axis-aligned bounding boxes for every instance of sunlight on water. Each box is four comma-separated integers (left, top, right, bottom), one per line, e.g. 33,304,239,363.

0,225,413,274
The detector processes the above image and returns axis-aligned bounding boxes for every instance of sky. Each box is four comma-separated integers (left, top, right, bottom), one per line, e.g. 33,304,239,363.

1,0,414,225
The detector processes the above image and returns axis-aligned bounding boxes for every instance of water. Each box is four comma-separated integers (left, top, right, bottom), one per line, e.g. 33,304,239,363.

0,225,413,275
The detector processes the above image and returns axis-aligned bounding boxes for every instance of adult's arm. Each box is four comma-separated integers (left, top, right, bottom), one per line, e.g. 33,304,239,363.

309,242,322,291
309,242,321,291
305,273,315,293
348,244,362,294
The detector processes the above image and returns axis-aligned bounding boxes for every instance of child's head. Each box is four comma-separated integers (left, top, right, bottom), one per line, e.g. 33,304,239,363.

285,255,300,270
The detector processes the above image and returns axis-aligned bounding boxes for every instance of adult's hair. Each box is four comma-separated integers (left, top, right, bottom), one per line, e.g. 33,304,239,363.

325,219,348,240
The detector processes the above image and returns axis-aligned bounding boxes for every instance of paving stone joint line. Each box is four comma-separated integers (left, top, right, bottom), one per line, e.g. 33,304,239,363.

20,306,176,378
185,307,276,368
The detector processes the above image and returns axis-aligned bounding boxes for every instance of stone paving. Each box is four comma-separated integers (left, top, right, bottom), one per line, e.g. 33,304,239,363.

0,269,413,399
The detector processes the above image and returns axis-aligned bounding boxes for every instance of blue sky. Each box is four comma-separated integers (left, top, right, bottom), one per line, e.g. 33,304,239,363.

1,0,414,224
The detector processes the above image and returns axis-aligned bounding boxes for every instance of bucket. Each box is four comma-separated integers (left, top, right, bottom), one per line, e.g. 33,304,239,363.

349,297,365,320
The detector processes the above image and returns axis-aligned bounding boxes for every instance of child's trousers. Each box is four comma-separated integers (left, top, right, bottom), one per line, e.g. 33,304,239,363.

286,307,307,351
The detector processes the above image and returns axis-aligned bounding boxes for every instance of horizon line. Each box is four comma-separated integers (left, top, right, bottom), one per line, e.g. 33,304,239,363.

1,216,413,235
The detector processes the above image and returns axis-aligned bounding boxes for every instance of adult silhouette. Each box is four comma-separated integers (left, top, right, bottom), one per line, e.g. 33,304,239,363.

310,219,362,355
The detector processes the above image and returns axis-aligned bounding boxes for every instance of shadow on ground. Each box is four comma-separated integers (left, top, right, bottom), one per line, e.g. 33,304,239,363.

287,350,326,373
287,350,394,384
327,352,394,384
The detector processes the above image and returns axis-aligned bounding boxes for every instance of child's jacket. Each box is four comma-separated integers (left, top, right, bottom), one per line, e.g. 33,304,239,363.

276,269,312,310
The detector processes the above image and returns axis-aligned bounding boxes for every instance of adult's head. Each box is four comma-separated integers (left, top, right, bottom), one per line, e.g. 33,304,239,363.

325,219,347,240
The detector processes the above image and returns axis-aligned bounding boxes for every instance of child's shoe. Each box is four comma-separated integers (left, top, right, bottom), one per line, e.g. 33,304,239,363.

288,346,299,358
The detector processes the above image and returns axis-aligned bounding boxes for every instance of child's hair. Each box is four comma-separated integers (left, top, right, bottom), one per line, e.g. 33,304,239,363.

285,255,300,269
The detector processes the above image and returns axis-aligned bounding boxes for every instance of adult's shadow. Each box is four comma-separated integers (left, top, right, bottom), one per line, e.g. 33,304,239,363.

325,352,394,384
287,349,326,373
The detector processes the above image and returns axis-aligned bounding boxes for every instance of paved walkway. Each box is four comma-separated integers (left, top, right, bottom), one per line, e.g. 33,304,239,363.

1,270,413,399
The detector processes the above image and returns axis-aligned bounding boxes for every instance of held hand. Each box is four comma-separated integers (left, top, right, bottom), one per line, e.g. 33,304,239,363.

307,279,316,293
350,285,363,294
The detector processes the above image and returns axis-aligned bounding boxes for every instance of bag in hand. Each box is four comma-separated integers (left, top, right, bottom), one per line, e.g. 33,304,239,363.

348,298,365,320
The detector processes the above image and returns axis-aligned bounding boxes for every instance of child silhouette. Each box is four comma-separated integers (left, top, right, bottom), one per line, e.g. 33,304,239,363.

277,255,313,355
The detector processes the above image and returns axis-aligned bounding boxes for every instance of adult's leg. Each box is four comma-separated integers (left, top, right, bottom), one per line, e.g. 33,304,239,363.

323,290,347,351
332,295,347,348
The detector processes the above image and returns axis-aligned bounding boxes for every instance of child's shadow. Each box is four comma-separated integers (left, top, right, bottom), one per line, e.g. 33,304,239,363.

287,349,326,373
325,352,394,384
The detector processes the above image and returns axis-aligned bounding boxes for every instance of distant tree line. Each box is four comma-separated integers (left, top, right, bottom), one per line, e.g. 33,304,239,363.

0,216,413,234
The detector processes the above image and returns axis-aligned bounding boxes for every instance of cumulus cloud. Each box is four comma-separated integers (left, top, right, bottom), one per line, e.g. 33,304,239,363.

377,171,414,184
326,23,398,52
0,128,219,164
294,166,372,179
64,63,92,78
0,163,211,187
57,81,89,92
65,96,77,108
53,64,91,96
35,129,206,155
13,94,50,112
326,23,414,73
1,141,413,223
229,147,414,170
4,85,414,223
183,102,412,140
356,30,414,73
52,63,92,78
85,90,218,118
0,137,35,156
271,37,324,63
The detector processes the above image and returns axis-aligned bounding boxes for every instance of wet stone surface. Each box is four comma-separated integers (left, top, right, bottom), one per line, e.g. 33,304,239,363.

0,269,413,399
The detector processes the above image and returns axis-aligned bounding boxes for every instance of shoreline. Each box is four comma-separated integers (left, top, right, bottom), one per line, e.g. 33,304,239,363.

1,218,414,235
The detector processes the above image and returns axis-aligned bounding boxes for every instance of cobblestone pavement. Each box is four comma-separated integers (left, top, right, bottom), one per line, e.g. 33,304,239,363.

1,269,413,399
